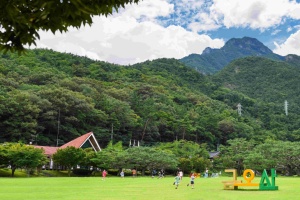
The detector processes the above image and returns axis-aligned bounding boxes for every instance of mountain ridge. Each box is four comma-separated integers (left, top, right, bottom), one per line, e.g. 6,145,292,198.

180,37,285,74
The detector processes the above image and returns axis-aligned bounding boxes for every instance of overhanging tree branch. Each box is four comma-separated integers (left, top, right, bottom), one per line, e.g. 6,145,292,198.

0,0,142,52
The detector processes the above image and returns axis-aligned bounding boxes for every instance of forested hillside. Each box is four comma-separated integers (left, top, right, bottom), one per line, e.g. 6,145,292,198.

211,56,300,141
284,54,300,68
0,49,299,149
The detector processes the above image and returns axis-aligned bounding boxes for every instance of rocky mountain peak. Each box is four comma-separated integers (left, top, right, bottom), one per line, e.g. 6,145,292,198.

222,37,273,55
180,37,284,74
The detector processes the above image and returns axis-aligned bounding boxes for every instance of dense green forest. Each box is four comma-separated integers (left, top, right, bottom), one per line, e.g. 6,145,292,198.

211,57,300,141
0,49,299,149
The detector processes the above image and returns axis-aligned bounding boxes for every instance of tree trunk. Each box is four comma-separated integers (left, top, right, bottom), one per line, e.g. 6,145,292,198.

68,167,71,177
11,167,16,177
141,118,151,141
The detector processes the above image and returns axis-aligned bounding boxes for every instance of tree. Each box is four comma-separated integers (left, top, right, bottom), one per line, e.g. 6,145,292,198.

92,144,178,175
0,0,141,52
0,143,47,177
92,141,125,170
191,157,212,174
274,141,300,176
124,147,178,175
178,157,192,173
79,148,97,170
157,140,211,174
156,140,209,159
37,87,107,144
218,138,255,175
243,151,271,172
0,143,11,168
245,141,300,176
0,91,40,142
52,146,85,176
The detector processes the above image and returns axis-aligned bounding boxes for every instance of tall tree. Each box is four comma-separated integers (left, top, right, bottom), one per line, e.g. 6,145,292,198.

0,91,40,142
52,146,85,176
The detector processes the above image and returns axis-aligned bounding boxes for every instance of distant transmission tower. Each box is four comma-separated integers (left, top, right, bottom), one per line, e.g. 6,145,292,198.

237,103,242,116
284,100,288,116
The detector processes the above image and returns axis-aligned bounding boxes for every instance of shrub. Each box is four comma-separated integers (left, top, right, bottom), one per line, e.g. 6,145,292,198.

72,169,93,176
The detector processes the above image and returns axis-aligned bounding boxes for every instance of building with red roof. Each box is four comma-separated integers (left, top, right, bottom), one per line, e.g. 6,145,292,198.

34,131,101,169
60,132,101,151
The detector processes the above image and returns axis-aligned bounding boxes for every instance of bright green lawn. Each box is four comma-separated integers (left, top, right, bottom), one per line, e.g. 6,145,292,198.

0,176,298,200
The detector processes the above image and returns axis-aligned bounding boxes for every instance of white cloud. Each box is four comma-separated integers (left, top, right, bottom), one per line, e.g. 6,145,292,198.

288,0,300,19
34,0,224,65
188,12,221,32
164,0,217,32
295,25,300,30
273,30,300,56
286,24,300,33
271,29,281,36
287,26,293,32
33,0,300,65
210,0,300,30
118,0,174,20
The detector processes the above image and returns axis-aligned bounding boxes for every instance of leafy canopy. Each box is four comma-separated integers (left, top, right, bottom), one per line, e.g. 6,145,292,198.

0,0,141,52
53,146,85,176
0,142,46,176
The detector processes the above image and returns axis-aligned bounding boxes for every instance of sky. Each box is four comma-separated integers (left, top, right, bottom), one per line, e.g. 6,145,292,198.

34,0,300,65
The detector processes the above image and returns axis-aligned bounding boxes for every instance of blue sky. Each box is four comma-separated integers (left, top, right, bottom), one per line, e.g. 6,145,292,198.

35,0,300,65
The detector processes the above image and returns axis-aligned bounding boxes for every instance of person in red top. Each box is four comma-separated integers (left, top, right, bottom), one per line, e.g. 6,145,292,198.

102,169,107,180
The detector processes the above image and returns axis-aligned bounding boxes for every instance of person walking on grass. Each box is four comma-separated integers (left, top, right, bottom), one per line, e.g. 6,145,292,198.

174,173,181,189
160,169,165,178
152,169,157,178
102,169,107,180
120,170,124,178
205,168,209,178
132,168,137,177
187,173,195,189
179,170,183,180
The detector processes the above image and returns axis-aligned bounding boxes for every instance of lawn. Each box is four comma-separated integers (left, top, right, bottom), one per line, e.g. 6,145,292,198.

0,175,298,200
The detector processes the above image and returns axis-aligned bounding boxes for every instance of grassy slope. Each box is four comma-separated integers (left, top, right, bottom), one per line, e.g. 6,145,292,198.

0,176,297,200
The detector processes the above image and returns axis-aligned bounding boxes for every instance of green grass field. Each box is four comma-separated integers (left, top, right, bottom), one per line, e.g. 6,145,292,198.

0,175,298,200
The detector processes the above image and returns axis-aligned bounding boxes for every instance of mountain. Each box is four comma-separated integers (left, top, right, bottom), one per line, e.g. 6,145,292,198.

0,49,252,147
212,56,300,105
209,56,300,139
284,54,300,68
180,37,284,74
1,48,300,148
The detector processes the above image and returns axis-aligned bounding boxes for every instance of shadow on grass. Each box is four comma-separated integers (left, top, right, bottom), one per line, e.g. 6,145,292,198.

229,189,260,191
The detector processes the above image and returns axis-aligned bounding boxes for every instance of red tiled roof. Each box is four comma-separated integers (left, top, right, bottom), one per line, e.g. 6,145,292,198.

34,146,59,156
34,132,101,156
60,132,93,149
